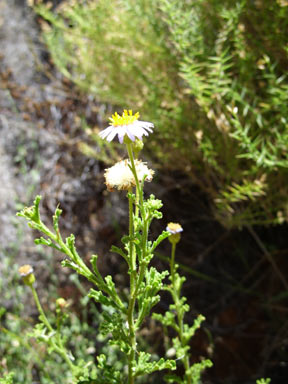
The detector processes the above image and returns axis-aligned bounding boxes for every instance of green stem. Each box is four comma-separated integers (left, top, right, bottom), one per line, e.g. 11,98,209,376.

170,243,191,384
126,143,143,208
135,187,140,219
129,191,136,275
126,142,152,383
55,339,75,372
30,284,53,332
42,221,125,311
170,242,176,286
126,143,146,384
127,191,137,384
30,285,75,372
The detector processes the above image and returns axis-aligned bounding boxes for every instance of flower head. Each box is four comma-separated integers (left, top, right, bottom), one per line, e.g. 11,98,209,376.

166,222,183,234
99,110,154,143
166,222,183,244
104,159,154,191
56,297,68,309
19,264,35,286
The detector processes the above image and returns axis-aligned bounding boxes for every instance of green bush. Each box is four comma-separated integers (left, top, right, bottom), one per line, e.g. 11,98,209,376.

34,0,288,227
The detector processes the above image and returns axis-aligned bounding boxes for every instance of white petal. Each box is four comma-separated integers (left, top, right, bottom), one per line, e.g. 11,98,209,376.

132,126,142,140
117,127,128,143
126,126,136,141
138,121,154,128
135,121,154,132
106,128,118,142
99,118,154,143
143,125,154,133
99,126,113,139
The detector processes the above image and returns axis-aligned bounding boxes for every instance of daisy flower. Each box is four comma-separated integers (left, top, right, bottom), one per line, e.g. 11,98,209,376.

99,110,154,143
104,159,154,191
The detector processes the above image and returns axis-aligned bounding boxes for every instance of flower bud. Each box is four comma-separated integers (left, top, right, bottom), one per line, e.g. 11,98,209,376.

132,139,144,157
18,264,35,286
166,222,183,244
56,297,68,309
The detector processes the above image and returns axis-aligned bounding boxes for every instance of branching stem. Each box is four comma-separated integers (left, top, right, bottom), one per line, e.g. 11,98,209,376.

170,243,191,384
30,285,75,371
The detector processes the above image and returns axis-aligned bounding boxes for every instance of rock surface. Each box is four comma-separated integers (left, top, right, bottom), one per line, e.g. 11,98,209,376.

0,0,128,295
0,0,41,258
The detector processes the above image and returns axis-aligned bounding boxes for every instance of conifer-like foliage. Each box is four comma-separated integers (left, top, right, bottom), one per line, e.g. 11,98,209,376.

33,0,288,227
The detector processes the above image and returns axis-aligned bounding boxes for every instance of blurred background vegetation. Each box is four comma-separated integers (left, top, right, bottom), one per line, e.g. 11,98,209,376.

1,0,288,383
35,0,288,228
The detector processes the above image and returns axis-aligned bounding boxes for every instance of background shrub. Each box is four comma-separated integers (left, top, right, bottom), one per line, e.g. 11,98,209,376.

35,0,288,228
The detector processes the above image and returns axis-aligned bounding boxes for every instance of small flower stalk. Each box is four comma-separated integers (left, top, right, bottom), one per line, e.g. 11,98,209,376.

17,110,211,383
154,223,212,384
18,265,76,377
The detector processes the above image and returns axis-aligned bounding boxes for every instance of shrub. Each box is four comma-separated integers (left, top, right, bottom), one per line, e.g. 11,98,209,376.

33,0,288,227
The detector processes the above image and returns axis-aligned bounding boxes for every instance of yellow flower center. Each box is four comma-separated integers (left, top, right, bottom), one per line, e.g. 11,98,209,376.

109,109,140,126
19,264,33,276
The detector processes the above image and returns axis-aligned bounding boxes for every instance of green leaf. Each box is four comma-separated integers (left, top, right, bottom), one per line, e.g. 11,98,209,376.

163,374,184,384
186,359,213,383
137,268,169,326
34,237,62,252
134,352,176,376
183,314,206,344
256,379,271,384
61,259,83,275
16,195,42,224
111,245,129,264
0,373,14,384
121,235,130,245
88,289,117,308
90,254,105,284
65,234,78,260
152,311,178,332
150,231,170,252
53,205,63,234
99,312,129,353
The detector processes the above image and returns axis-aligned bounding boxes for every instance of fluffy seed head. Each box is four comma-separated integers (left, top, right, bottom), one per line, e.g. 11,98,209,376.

104,159,154,191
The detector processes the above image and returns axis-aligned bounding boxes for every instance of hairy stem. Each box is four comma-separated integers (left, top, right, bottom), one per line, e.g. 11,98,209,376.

30,285,75,371
170,243,191,384
127,190,137,384
170,242,176,286
30,284,53,332
126,143,143,208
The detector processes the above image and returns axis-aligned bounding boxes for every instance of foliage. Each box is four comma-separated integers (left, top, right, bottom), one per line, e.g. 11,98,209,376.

32,0,288,227
0,246,120,383
153,229,212,384
0,373,14,384
256,379,271,384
